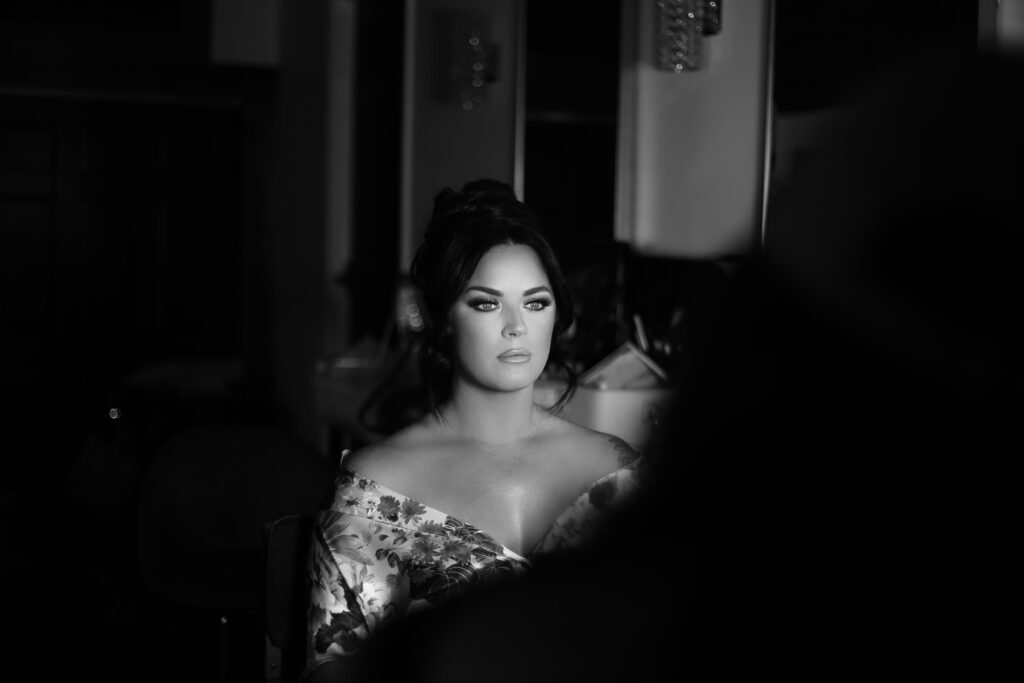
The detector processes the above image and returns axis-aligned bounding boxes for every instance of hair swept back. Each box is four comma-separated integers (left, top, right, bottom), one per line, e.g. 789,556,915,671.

409,178,576,415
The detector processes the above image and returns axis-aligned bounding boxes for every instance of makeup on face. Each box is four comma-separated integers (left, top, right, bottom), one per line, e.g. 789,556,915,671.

461,283,553,359
497,348,532,364
463,285,553,314
449,244,556,392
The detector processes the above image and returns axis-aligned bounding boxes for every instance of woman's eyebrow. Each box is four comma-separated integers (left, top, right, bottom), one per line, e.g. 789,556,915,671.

465,285,552,297
465,285,502,296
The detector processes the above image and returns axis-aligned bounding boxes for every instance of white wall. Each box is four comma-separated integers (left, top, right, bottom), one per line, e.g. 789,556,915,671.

998,0,1024,52
400,0,523,269
617,0,773,258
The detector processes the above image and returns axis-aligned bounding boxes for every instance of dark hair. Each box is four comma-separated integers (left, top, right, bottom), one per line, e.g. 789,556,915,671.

409,178,577,415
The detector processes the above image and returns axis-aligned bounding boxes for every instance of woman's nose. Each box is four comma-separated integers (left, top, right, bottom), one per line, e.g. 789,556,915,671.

502,310,527,338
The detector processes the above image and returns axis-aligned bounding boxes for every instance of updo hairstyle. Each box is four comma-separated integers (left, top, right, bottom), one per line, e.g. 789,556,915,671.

409,178,577,414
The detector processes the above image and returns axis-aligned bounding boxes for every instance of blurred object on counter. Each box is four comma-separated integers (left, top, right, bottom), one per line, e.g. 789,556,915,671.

557,241,635,372
557,240,739,392
537,341,677,452
393,272,426,343
579,341,669,390
624,255,737,387
538,246,738,454
632,313,651,353
314,336,389,376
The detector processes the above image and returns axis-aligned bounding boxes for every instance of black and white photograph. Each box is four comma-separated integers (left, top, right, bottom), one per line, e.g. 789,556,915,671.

2,1,1022,681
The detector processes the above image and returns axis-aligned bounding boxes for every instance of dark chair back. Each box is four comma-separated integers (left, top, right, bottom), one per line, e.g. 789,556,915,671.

264,514,314,683
136,422,331,682
138,421,330,610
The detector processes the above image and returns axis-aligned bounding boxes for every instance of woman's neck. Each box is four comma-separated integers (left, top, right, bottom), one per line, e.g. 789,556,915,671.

442,382,543,447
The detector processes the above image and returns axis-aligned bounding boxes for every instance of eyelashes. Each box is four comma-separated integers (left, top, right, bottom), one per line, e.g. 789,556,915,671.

466,298,552,312
467,298,499,312
523,298,552,311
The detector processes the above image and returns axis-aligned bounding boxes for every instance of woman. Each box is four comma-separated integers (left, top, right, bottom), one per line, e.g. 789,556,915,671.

303,179,645,680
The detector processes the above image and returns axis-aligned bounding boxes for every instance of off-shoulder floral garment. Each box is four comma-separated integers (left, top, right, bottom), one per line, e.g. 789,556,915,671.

304,451,645,677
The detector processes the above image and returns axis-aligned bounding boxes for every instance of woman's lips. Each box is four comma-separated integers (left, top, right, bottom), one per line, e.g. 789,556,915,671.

497,349,532,363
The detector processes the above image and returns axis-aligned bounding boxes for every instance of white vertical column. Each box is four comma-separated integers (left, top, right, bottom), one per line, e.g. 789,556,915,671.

399,0,523,272
997,0,1024,52
616,0,773,259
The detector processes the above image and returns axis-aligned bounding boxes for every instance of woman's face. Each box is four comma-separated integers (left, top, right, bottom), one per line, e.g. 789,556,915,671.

449,243,556,395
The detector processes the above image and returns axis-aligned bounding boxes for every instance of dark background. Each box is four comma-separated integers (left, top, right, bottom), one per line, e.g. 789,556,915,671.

0,1,997,681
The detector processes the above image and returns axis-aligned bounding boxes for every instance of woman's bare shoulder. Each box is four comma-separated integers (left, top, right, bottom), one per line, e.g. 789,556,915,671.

341,415,446,484
541,411,642,473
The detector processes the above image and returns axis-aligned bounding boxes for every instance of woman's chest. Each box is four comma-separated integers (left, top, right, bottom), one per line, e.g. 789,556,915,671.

402,456,588,556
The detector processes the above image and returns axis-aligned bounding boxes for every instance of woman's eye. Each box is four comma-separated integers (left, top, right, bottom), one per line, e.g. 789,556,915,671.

524,299,551,311
469,299,499,311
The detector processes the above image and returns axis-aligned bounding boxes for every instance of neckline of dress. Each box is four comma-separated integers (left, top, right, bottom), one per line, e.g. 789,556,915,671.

338,463,530,561
337,450,643,560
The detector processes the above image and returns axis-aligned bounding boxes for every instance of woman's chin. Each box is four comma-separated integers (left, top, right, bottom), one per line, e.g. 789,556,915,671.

459,369,543,395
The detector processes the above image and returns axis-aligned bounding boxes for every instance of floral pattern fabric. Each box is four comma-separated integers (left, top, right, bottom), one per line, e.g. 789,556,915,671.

304,452,645,676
